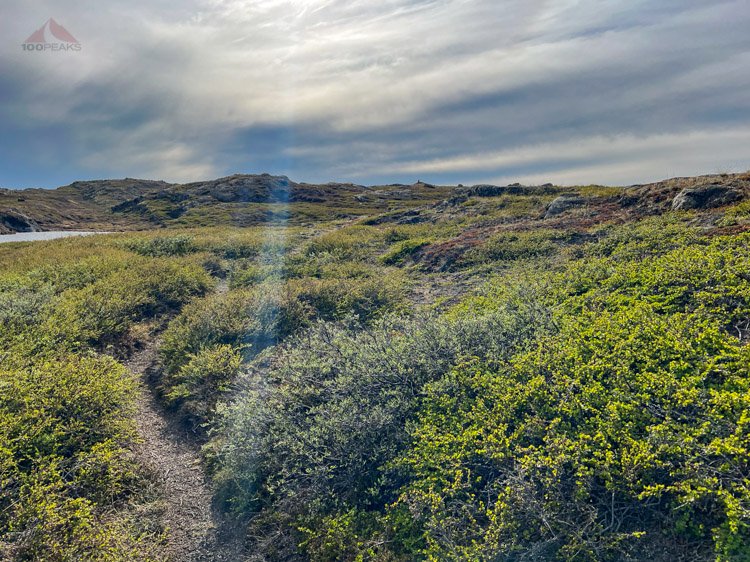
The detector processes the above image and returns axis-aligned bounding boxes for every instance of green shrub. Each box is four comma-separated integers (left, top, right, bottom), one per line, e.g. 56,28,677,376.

717,200,750,227
0,254,137,347
462,228,567,265
379,239,430,265
164,344,243,425
555,233,750,336
392,305,750,561
285,255,379,280
159,273,406,426
588,215,703,261
24,254,131,293
208,230,290,260
228,263,284,288
0,355,156,560
158,286,310,378
0,285,54,342
125,235,196,257
210,304,548,559
46,258,212,347
303,227,377,259
288,273,407,322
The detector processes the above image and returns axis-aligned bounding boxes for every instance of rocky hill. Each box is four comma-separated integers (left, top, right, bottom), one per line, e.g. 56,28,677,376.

1,171,748,234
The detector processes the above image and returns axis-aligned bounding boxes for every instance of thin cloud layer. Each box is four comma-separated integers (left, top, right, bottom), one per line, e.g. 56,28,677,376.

1,0,748,187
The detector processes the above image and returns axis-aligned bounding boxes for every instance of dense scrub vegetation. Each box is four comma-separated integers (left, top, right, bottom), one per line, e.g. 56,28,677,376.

2,174,750,560
206,224,750,562
0,239,212,560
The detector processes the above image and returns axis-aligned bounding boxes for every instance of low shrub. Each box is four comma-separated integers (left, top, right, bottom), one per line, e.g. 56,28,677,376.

392,305,750,561
45,258,212,348
0,285,54,342
124,235,196,257
462,228,567,265
0,354,156,560
158,286,310,378
288,273,407,322
164,344,243,425
303,226,378,259
556,233,750,337
379,239,430,265
209,303,549,559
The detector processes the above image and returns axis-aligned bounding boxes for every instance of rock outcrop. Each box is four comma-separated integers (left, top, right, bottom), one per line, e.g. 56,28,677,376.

194,174,292,203
672,184,743,210
0,210,40,233
545,194,586,218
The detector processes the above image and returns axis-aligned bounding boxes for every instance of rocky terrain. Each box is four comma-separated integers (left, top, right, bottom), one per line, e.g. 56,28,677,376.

3,171,748,235
0,174,454,233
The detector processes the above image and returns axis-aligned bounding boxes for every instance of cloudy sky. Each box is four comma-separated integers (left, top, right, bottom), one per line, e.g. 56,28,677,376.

1,0,749,188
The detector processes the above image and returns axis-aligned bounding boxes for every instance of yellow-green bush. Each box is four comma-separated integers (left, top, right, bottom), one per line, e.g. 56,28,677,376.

164,344,243,425
392,306,750,561
159,272,407,426
303,226,381,258
379,238,430,265
46,258,212,347
159,286,309,376
0,354,157,560
462,228,568,265
287,272,408,322
124,234,196,257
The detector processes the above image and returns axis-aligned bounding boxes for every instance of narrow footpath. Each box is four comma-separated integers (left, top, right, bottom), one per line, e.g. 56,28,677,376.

126,343,244,562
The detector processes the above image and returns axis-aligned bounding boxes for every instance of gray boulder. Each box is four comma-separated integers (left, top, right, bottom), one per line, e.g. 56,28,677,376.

545,194,585,218
672,184,743,210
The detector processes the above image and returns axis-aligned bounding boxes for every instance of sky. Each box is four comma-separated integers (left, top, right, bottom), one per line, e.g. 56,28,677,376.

1,0,749,189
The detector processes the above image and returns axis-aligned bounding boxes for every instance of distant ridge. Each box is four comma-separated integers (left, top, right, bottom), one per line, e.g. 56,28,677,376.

1,171,748,234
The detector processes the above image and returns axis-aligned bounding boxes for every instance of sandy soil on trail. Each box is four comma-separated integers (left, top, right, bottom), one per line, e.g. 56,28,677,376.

126,344,245,562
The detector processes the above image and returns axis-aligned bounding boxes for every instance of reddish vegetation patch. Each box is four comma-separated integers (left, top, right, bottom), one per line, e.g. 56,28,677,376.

705,224,750,237
540,197,633,230
414,173,750,272
417,198,630,271
417,228,488,271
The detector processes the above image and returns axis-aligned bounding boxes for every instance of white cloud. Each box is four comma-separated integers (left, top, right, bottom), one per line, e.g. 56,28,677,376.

381,128,750,178
1,0,749,186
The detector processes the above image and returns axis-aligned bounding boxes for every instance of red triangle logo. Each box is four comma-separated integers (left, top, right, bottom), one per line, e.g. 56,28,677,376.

49,18,79,43
23,18,79,44
24,22,47,43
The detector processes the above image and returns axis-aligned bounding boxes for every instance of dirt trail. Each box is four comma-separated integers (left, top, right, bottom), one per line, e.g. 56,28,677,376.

122,227,347,560
126,343,245,562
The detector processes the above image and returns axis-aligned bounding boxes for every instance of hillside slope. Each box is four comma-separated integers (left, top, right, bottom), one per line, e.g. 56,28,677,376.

2,172,748,235
1,170,750,561
0,174,454,233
